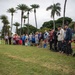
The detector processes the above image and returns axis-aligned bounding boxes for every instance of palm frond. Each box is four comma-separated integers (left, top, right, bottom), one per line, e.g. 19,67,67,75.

46,2,61,18
56,10,61,16
13,22,20,27
0,15,7,20
7,8,16,13
22,15,28,19
46,5,53,11
16,4,28,11
2,19,9,25
56,3,61,6
31,4,40,9
51,10,55,18
27,7,32,12
56,6,61,11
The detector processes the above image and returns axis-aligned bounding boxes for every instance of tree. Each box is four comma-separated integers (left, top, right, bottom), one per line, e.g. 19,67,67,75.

69,22,75,30
31,4,40,29
41,17,72,30
16,4,28,35
17,24,37,35
63,0,67,27
26,24,37,34
56,17,72,25
1,25,10,38
0,15,9,37
2,19,9,35
13,22,20,34
38,27,50,33
41,20,53,29
0,15,7,20
7,8,16,33
46,3,61,30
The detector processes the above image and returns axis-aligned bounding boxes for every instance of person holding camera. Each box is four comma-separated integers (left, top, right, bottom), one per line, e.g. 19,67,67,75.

57,26,65,53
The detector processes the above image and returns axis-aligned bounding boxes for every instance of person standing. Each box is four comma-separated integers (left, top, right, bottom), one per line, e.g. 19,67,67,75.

64,24,73,55
57,26,65,53
44,30,49,42
38,32,42,43
35,32,39,46
21,34,26,45
8,35,12,45
26,34,28,40
5,34,8,44
32,34,35,46
49,29,54,50
53,29,58,52
29,33,32,45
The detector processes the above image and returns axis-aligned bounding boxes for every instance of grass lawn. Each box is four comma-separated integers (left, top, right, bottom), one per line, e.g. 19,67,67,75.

0,43,75,75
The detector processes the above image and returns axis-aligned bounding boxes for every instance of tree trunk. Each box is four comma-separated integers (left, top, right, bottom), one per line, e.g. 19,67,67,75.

53,17,55,30
23,19,25,34
8,28,9,36
63,0,67,27
20,11,24,35
4,24,7,36
34,10,37,29
16,26,18,34
4,24,6,38
11,14,13,35
27,12,29,34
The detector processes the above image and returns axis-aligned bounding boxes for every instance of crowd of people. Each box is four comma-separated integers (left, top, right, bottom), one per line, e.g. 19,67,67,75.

4,24,75,56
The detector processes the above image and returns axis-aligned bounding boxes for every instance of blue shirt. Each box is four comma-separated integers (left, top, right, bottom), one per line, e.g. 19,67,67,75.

22,36,26,41
64,28,72,41
32,36,35,42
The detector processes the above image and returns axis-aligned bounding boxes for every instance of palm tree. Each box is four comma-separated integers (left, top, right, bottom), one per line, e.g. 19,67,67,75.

2,19,9,34
7,8,16,33
0,15,7,20
22,15,28,25
31,4,40,29
63,0,67,27
46,3,61,30
16,4,28,35
0,15,9,36
13,22,20,34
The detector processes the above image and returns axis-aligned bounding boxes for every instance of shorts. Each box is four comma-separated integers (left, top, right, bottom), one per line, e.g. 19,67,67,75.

35,40,39,44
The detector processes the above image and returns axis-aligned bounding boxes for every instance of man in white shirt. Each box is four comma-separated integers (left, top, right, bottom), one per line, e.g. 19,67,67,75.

57,26,65,53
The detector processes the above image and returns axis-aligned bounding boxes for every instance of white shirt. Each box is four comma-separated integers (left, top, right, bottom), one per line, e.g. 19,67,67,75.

29,34,32,40
26,35,28,40
57,29,65,41
5,35,8,39
35,34,38,41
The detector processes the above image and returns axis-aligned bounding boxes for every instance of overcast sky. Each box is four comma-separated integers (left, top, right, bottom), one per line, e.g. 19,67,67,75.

0,0,75,32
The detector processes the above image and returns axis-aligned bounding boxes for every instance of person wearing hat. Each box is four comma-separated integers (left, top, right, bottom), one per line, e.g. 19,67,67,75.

64,24,73,55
